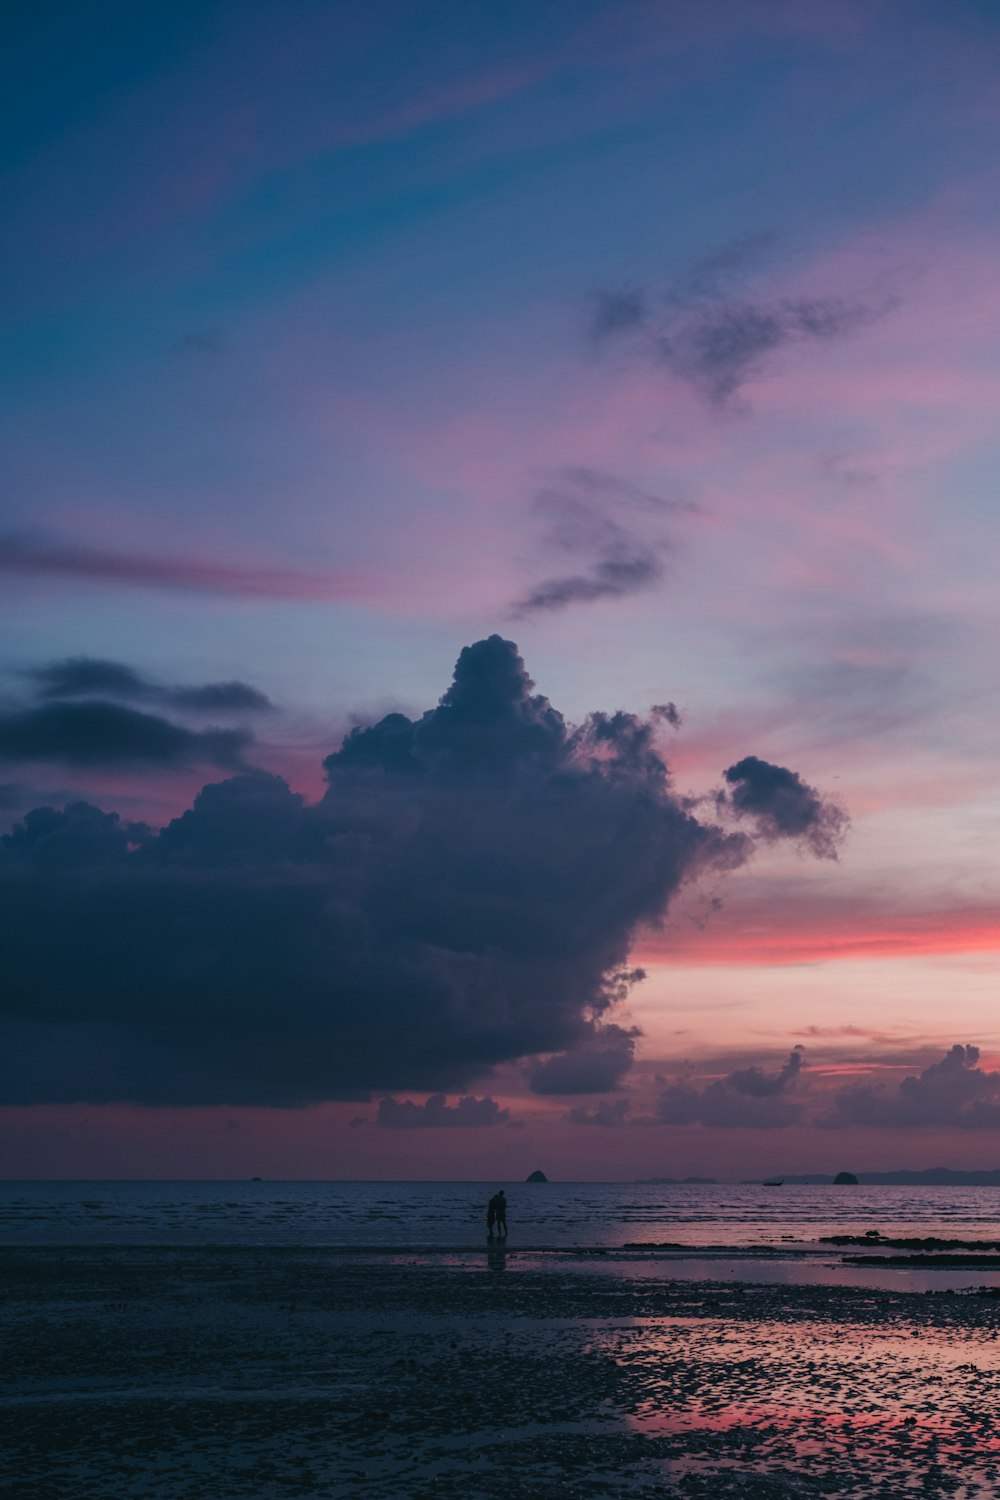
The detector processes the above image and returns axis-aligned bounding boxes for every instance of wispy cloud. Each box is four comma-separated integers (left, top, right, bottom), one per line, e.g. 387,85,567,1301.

0,533,366,601
510,467,696,616
593,236,889,405
28,657,272,714
0,700,252,771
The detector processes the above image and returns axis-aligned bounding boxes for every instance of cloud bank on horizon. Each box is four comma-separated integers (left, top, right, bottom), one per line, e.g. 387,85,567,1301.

0,636,843,1107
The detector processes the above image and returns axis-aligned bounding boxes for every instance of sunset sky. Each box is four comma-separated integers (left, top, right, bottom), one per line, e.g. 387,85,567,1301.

3,0,1000,1179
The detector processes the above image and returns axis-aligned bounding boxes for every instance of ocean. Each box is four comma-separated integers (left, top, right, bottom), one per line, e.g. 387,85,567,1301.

3,1178,1000,1249
7,1181,1000,1496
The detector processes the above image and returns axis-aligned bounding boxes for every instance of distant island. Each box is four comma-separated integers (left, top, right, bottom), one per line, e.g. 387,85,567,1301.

525,1169,548,1183
745,1169,1000,1187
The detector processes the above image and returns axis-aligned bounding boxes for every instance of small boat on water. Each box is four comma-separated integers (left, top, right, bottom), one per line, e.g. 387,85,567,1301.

762,1177,784,1186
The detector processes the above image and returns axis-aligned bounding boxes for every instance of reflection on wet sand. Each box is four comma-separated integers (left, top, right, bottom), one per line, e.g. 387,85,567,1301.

594,1313,1000,1492
5,1247,1000,1498
486,1242,507,1272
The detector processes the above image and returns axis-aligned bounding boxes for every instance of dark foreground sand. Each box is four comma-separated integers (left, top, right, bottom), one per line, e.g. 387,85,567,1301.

3,1247,1000,1499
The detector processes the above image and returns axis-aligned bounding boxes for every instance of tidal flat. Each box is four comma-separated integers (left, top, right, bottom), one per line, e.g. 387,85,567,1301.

3,1246,1000,1498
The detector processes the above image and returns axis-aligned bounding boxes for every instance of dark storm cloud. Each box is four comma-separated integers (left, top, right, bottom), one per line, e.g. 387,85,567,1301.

654,1049,805,1129
0,701,252,769
0,636,839,1106
3,802,150,866
721,755,847,858
511,467,696,617
376,1094,510,1128
824,1045,1000,1129
592,237,885,405
567,1097,631,1127
26,657,272,714
528,1019,640,1095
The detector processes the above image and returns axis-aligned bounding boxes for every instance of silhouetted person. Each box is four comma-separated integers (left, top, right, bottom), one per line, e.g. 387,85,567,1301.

486,1189,507,1238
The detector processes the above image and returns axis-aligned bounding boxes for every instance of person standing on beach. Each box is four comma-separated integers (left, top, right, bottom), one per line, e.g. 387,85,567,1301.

486,1190,507,1238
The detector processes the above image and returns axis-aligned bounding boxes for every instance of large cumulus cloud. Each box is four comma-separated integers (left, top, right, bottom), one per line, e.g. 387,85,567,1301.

0,637,840,1106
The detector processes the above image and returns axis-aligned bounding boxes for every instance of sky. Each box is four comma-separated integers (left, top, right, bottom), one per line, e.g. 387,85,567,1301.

2,0,1000,1180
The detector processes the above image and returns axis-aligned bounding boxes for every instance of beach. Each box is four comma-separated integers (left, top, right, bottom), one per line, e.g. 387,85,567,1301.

4,1245,1000,1498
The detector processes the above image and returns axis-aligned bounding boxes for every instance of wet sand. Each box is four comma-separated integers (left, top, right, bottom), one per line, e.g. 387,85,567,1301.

3,1246,1000,1498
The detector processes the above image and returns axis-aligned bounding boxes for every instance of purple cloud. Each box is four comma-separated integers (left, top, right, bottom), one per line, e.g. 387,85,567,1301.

567,1098,631,1127
825,1045,1000,1129
377,1093,510,1129
655,1049,805,1129
528,1019,641,1095
0,533,362,601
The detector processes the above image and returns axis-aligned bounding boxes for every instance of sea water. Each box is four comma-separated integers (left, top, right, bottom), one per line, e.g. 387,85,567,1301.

2,1179,999,1249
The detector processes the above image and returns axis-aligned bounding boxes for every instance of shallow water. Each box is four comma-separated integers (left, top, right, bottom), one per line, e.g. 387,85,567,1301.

5,1179,1000,1253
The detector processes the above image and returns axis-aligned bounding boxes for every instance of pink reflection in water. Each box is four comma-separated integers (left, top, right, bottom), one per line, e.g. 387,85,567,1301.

591,1314,1000,1489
